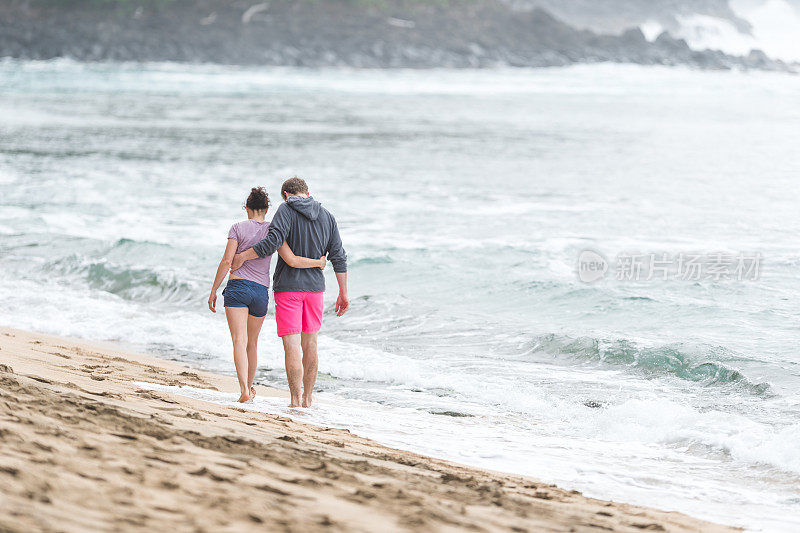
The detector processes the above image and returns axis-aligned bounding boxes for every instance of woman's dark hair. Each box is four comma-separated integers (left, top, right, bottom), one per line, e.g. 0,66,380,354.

245,187,270,211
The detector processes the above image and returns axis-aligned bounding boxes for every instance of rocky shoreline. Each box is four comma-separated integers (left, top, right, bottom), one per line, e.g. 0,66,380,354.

0,0,791,70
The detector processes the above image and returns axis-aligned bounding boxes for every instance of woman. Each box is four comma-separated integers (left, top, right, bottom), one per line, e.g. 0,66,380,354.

208,187,325,403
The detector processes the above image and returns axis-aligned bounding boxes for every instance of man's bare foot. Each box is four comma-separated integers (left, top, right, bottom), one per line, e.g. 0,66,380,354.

301,393,313,408
237,390,251,403
289,394,301,408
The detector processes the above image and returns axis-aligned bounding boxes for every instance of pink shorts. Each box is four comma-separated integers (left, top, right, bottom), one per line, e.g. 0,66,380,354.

274,291,324,337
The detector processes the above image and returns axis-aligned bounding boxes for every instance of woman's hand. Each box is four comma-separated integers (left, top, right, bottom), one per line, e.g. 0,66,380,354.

208,292,217,313
318,256,327,270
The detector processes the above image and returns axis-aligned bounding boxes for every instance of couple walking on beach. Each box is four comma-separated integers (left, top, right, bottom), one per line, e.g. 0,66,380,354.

208,177,348,407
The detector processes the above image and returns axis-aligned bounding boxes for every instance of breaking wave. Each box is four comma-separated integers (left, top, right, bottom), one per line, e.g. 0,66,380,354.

528,334,771,394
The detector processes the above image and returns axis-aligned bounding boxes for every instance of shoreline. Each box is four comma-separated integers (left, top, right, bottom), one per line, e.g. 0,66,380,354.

0,326,740,532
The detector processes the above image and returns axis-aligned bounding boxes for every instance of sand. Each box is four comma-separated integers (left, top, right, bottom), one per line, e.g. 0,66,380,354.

0,326,739,532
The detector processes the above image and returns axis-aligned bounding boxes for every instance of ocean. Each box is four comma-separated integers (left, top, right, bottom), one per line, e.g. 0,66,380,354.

1,59,799,531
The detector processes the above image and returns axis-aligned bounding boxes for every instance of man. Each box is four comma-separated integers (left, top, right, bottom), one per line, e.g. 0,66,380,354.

230,177,348,408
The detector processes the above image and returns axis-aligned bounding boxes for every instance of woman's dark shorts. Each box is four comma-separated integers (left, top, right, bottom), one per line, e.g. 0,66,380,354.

222,278,269,317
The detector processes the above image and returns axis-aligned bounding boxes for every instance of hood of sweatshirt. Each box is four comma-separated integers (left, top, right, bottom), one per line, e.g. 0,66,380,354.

286,195,321,221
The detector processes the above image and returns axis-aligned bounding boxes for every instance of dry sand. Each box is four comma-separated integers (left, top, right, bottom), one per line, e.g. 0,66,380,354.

0,326,739,532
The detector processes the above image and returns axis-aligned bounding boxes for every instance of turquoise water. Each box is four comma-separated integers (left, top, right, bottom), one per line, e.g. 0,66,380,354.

1,60,799,531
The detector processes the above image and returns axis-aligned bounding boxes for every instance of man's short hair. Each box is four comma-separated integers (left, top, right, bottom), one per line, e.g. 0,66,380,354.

281,177,309,199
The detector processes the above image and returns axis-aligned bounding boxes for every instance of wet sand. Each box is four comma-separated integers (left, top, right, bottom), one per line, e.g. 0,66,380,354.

0,326,739,532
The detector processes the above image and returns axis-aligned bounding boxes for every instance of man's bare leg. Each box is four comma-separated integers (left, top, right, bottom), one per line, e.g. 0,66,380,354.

246,314,265,398
282,334,303,407
301,332,318,408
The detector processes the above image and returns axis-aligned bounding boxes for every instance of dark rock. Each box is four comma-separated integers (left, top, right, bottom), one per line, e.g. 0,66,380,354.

745,49,770,68
620,27,647,47
654,31,691,54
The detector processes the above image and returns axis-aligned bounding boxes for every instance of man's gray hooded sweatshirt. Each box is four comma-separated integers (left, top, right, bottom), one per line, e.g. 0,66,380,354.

252,196,346,292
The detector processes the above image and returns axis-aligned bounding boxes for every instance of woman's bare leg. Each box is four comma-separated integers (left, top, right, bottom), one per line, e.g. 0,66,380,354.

246,313,265,396
225,306,251,402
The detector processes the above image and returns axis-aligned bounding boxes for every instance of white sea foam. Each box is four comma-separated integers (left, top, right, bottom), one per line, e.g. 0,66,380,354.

639,20,665,42
664,0,800,61
732,0,800,61
588,398,800,475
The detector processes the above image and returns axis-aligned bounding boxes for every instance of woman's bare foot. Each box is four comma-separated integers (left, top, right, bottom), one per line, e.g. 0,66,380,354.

237,390,252,403
301,393,313,408
250,386,256,399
